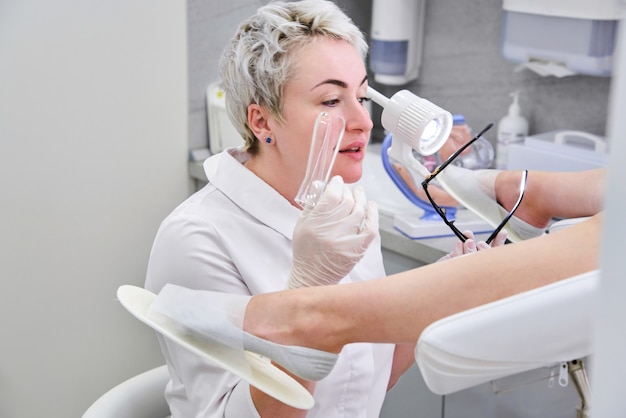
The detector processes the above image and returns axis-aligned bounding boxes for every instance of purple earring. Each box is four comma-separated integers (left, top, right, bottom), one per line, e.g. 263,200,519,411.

265,137,272,144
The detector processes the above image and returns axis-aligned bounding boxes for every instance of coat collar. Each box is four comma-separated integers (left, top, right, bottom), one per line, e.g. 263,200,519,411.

203,148,301,239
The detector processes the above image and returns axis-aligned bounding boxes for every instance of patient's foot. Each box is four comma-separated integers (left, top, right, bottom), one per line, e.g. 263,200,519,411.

150,285,339,381
244,290,346,357
392,162,459,207
436,166,546,241
494,170,551,229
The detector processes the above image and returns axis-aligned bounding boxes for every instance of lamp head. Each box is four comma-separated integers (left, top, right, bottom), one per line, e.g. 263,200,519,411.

367,87,452,156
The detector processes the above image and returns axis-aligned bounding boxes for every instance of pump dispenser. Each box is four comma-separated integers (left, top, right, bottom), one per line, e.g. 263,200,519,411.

496,91,528,169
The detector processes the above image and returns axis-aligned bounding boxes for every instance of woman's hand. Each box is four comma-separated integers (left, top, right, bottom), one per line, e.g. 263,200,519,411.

437,230,507,262
287,176,378,288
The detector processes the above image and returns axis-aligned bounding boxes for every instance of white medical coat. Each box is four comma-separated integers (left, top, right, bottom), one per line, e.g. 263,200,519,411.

145,148,394,418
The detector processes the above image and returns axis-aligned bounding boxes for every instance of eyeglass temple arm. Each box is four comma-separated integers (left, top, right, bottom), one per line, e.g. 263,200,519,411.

420,180,469,242
485,169,528,244
425,123,495,182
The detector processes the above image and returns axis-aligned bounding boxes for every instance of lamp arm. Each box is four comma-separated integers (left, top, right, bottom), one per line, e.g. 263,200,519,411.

388,140,431,179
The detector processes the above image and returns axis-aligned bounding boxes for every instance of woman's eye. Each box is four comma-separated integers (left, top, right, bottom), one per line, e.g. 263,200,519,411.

322,99,340,106
359,97,371,105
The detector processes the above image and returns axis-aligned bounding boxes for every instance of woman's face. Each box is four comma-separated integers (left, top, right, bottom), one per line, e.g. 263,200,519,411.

267,37,373,188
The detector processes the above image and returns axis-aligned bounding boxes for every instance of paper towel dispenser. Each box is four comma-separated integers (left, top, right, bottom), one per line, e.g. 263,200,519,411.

501,0,623,77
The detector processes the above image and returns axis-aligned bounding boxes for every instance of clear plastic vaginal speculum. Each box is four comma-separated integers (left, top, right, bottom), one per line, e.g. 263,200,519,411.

295,112,346,209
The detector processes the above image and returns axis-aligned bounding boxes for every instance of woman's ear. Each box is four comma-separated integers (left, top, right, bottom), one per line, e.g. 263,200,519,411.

247,104,271,140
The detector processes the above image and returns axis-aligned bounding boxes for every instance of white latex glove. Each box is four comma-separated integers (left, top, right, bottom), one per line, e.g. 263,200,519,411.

287,175,379,289
437,230,507,262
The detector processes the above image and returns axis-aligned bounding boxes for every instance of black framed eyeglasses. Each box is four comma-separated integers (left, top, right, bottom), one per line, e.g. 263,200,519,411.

421,123,528,244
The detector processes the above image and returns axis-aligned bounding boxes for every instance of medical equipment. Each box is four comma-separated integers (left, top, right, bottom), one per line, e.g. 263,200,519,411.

367,90,494,239
380,114,495,221
116,285,315,410
380,133,447,221
502,0,622,77
366,86,452,174
416,269,597,418
295,112,345,209
370,0,425,85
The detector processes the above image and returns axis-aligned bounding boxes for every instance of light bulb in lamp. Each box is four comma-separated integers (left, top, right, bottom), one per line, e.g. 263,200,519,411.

367,86,452,177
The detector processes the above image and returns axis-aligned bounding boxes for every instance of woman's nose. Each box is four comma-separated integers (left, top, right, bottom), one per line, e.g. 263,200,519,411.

344,100,373,132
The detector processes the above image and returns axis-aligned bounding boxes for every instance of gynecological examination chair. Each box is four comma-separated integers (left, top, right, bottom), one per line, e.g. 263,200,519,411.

416,269,597,418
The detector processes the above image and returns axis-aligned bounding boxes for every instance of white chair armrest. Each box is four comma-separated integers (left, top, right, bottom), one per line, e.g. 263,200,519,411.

82,364,170,418
416,270,599,395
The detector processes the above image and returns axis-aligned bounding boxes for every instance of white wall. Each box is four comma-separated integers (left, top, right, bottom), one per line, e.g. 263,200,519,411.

0,1,190,416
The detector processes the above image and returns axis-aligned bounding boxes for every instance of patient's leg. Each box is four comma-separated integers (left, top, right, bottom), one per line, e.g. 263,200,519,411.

496,168,604,228
244,213,602,353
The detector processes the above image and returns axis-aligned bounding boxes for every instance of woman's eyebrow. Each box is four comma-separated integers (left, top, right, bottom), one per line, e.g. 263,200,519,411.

312,76,368,90
312,79,347,90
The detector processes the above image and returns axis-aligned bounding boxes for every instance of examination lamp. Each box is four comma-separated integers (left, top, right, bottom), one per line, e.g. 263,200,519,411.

367,86,452,178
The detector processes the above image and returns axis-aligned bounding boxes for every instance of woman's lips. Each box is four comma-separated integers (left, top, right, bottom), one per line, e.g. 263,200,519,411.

338,142,366,160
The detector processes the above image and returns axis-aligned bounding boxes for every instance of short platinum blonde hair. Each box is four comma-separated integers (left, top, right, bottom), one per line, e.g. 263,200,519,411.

218,0,368,154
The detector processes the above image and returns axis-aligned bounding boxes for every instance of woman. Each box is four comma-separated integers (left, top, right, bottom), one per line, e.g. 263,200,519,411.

145,1,465,417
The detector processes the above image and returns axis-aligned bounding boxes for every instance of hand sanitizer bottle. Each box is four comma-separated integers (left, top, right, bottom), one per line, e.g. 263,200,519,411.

496,91,528,169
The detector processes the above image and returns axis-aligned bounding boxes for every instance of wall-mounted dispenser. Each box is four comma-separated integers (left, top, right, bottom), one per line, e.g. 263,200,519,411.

370,0,425,85
501,0,623,77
